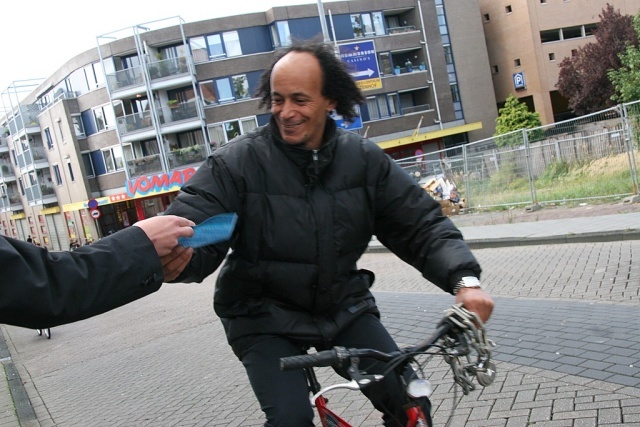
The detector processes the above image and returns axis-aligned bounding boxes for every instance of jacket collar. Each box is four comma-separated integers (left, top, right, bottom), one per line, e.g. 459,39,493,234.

269,116,337,185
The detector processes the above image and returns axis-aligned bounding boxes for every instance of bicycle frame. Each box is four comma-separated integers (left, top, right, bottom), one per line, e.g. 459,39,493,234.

304,364,430,427
282,305,496,427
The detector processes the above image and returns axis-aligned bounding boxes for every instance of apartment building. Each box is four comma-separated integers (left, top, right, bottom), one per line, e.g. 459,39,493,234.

479,0,640,124
0,0,497,250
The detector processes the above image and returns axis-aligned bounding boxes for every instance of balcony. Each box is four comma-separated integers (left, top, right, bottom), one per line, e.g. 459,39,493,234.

107,66,145,93
402,104,432,114
388,25,417,35
166,144,206,170
126,153,164,179
118,111,154,136
148,56,190,81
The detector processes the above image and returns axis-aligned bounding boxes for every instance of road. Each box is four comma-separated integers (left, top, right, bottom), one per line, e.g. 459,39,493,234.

2,241,639,426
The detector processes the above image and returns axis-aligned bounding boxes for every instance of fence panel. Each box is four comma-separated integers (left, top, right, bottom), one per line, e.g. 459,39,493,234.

394,102,639,211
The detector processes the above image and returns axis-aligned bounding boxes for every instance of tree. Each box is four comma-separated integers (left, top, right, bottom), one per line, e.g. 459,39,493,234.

556,4,637,115
609,14,640,103
494,94,542,147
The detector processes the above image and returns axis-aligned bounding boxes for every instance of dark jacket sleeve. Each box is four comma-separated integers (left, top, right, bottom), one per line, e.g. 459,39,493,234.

164,154,239,283
373,153,481,293
0,227,163,329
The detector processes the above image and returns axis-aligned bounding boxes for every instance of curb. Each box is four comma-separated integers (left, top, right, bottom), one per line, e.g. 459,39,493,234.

367,230,640,252
0,328,37,426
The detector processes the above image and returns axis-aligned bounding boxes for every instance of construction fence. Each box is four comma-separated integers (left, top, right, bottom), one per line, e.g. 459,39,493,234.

396,100,640,212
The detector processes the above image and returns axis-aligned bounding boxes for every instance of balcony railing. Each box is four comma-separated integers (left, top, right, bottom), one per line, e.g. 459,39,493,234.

107,66,144,92
162,99,199,125
148,56,190,80
166,144,207,169
126,154,163,178
388,25,417,34
118,111,154,136
402,104,432,114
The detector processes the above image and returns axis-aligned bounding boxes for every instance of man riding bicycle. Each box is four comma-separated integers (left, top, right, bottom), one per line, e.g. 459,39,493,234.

161,40,494,426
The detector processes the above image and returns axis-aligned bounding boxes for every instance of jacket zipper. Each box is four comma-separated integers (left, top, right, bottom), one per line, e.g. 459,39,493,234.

312,150,319,175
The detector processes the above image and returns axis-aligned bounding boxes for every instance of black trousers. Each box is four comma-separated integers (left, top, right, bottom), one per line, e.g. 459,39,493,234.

237,313,432,427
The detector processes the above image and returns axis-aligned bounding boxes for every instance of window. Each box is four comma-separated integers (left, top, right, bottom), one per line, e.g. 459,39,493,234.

505,5,512,13
571,49,578,57
207,117,258,148
549,53,555,61
102,146,124,173
483,14,490,23
191,30,243,62
52,164,62,185
216,79,234,102
351,12,385,38
492,65,499,74
232,75,250,100
72,116,85,138
271,21,291,48
92,104,116,132
44,128,54,150
562,26,582,40
514,58,521,67
66,159,75,182
82,153,95,178
223,31,242,57
366,95,392,120
199,80,217,105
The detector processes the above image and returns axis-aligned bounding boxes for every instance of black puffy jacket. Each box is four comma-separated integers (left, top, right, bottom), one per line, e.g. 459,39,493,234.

165,118,481,347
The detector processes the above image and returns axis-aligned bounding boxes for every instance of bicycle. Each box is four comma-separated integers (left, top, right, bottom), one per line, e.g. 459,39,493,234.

280,304,497,427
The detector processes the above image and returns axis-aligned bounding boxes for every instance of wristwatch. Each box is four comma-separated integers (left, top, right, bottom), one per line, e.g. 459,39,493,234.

452,276,482,295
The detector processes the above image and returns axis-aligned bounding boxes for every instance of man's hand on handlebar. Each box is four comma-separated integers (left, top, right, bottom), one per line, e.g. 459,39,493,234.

454,288,494,324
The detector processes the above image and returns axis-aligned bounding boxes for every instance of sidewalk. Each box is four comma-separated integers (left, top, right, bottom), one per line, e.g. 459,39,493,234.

2,211,639,426
367,211,640,251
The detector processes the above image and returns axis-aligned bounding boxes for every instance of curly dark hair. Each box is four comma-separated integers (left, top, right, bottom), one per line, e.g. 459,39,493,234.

255,39,365,121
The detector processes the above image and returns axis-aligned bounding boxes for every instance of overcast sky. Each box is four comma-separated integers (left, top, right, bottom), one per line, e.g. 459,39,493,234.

1,0,341,105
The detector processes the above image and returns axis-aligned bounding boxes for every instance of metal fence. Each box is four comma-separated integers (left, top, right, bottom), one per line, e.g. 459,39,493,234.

397,101,640,210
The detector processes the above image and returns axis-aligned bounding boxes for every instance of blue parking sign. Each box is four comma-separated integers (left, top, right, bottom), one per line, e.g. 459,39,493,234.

513,72,526,90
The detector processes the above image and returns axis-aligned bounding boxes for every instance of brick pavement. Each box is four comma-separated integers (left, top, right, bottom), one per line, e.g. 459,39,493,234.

1,239,639,426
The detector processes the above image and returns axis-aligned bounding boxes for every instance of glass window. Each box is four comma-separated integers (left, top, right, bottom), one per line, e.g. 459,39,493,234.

208,124,225,148
225,120,241,141
199,81,217,105
361,14,374,36
351,15,364,38
372,13,385,35
378,53,392,75
207,34,224,59
72,116,85,138
82,153,95,177
241,117,258,134
190,36,209,63
223,31,242,57
44,128,53,150
277,22,291,47
232,75,249,99
102,146,124,173
387,94,399,116
66,159,75,182
52,164,62,185
366,97,379,120
216,79,234,102
94,108,106,132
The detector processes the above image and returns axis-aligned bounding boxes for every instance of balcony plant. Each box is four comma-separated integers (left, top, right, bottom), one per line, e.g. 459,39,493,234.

167,99,180,109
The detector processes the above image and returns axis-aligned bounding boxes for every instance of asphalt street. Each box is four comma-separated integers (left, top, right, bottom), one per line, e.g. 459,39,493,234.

1,216,640,426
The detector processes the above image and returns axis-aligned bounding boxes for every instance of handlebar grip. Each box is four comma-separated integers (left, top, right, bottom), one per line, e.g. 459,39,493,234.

280,347,344,371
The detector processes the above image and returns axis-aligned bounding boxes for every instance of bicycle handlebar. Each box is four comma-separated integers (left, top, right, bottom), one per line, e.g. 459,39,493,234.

280,321,454,371
280,304,496,395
